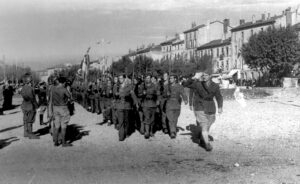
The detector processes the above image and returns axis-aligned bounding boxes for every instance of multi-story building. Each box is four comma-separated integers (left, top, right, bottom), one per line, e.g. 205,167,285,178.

196,38,231,73
184,19,231,60
160,34,186,62
160,38,177,61
231,7,300,79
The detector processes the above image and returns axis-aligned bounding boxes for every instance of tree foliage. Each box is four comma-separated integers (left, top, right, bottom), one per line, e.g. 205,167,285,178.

242,26,300,78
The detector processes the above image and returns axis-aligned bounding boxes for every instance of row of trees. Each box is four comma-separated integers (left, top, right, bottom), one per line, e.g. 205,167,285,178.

0,64,40,84
110,54,213,78
242,26,300,79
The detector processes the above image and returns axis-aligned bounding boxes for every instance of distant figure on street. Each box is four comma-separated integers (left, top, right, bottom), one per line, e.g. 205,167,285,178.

2,80,15,110
36,81,48,125
20,75,39,139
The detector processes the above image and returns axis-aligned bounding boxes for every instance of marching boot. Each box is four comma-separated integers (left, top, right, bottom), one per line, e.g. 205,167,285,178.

53,128,60,146
39,114,44,125
27,123,40,139
140,122,145,135
150,124,154,137
144,124,150,139
23,123,29,137
61,128,72,147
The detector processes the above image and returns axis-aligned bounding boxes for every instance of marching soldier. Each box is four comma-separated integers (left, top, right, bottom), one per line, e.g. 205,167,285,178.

94,80,101,115
111,76,119,129
160,72,170,134
133,76,144,134
115,74,138,141
101,78,113,125
20,74,39,139
165,73,188,139
141,73,160,139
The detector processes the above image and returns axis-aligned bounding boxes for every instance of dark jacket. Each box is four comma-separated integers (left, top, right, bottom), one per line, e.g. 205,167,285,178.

166,83,187,110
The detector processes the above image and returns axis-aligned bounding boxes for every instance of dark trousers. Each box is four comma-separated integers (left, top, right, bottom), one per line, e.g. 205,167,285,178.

142,107,156,125
160,99,168,130
101,99,112,121
117,109,130,141
95,97,101,114
112,107,118,125
166,109,180,134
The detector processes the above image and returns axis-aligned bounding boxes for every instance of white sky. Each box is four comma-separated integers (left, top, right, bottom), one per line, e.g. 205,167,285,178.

0,0,299,69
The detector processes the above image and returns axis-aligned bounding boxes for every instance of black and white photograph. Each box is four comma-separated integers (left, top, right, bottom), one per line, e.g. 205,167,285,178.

0,0,300,183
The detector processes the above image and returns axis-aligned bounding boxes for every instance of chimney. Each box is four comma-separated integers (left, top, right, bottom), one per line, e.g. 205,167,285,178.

240,19,245,25
252,15,256,23
191,22,197,28
223,19,230,34
286,7,292,26
262,13,266,21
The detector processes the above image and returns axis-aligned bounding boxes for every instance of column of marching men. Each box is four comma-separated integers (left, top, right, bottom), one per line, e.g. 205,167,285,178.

20,70,223,151
71,72,189,141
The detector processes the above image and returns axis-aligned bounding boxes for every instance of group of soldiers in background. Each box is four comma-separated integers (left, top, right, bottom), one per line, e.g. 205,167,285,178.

71,72,188,141
20,74,74,147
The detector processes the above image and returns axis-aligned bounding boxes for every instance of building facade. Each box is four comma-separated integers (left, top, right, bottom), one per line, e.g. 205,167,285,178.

231,7,300,79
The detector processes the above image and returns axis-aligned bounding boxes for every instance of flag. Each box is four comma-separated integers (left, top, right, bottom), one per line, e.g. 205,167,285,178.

81,54,90,82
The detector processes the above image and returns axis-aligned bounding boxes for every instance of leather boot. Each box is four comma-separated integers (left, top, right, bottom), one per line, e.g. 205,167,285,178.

24,123,29,137
28,124,40,139
150,124,154,137
53,128,59,146
144,124,150,139
61,128,72,147
39,114,44,125
140,122,145,135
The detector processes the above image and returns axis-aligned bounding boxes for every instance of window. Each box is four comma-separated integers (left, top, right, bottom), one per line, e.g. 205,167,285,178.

211,49,213,57
221,47,224,55
261,27,264,31
226,47,229,56
217,48,219,57
251,29,254,36
226,60,229,70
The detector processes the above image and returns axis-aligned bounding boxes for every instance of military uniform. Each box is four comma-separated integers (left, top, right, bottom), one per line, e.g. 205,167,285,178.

21,84,39,139
134,81,145,134
94,82,101,114
141,81,160,138
101,82,113,124
160,80,170,133
111,82,119,128
115,82,138,141
165,83,187,138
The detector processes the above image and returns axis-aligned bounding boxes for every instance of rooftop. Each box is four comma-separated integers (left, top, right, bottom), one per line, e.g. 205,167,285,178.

196,38,231,50
230,16,282,32
160,38,177,46
183,24,205,34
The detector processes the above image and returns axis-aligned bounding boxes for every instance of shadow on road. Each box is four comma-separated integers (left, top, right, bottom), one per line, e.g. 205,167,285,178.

0,137,19,149
66,124,90,143
34,125,51,136
0,125,23,133
181,124,208,150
